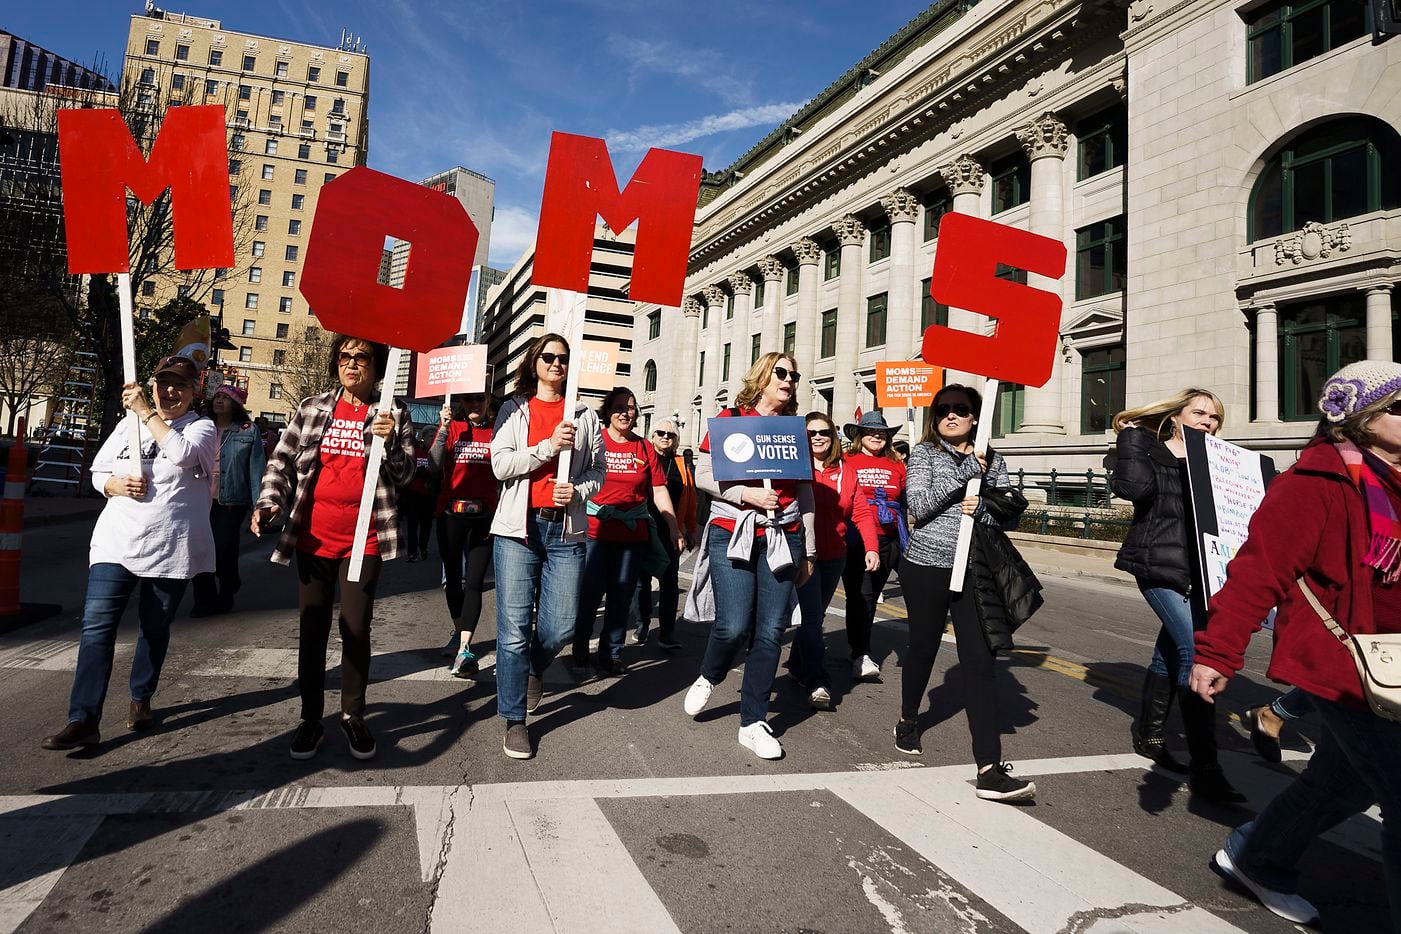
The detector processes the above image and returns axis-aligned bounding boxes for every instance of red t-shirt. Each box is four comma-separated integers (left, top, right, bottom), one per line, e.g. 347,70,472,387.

844,453,906,537
527,396,565,508
812,461,881,560
407,440,434,496
301,396,378,558
590,432,664,542
700,407,800,535
437,419,497,514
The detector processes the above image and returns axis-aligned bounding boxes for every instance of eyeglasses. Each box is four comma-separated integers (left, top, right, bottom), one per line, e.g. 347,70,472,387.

154,378,193,391
807,428,833,438
935,402,974,419
773,365,801,384
338,351,372,367
462,394,487,404
610,405,638,415
653,431,677,440
539,352,569,366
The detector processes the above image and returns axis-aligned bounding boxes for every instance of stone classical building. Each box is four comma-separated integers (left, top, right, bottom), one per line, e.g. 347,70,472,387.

632,0,1399,475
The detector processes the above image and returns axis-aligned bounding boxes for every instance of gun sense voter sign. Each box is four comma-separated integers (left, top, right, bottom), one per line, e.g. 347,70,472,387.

707,416,812,482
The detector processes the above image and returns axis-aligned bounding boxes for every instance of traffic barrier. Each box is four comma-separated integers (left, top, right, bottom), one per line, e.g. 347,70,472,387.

0,417,28,616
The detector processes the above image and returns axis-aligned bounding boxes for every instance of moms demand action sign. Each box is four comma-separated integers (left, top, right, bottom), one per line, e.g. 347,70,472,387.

707,416,812,482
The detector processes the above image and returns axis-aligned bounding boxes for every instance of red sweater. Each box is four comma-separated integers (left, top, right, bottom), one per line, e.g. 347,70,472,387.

1198,439,1401,709
812,460,881,561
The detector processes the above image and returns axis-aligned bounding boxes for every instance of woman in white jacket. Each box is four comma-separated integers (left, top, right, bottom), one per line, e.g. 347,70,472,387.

42,355,217,750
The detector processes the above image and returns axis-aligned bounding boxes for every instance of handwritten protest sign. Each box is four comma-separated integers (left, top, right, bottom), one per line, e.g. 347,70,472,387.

876,362,941,408
1184,431,1277,599
414,345,487,398
707,416,812,483
576,341,619,392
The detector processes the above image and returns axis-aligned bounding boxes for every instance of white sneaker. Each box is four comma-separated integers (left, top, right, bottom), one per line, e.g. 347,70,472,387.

808,686,833,710
738,721,784,759
1213,848,1318,924
683,676,714,717
853,655,880,682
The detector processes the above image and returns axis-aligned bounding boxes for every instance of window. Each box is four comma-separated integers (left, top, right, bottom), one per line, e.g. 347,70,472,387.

239,84,251,100
722,344,731,382
307,65,321,82
236,109,249,123
324,173,336,184
241,318,256,335
242,54,256,71
869,224,891,263
698,350,706,386
1249,116,1399,240
265,139,277,155
245,294,259,310
279,296,293,313
138,66,156,85
305,95,317,111
1077,104,1127,180
294,168,307,184
215,267,228,280
824,246,841,281
647,310,661,340
644,360,658,392
996,263,1028,285
257,189,271,206
1277,294,1367,420
252,241,265,257
291,194,305,210
209,49,223,66
992,383,1025,438
866,293,888,347
261,164,274,180
326,145,339,164
288,219,302,235
332,97,346,114
145,39,160,56
786,265,799,296
275,323,289,339
753,278,765,310
1075,216,1127,300
204,79,217,96
212,288,224,306
282,271,296,287
230,132,245,152
171,73,185,91
239,346,252,362
990,153,1031,213
141,280,156,297
175,43,189,61
725,293,733,320
271,90,285,106
923,193,950,241
273,349,286,365
701,303,709,329
275,60,288,78
783,323,796,356
229,184,239,202
751,333,762,364
335,70,349,87
820,309,838,358
270,382,283,399
1247,0,1370,83
248,267,262,283
268,115,282,130
285,245,299,261
228,159,242,176
1081,346,1126,433
921,277,949,330
329,121,344,137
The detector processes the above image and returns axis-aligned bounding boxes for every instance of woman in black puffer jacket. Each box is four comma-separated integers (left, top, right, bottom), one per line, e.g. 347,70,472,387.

1111,388,1243,803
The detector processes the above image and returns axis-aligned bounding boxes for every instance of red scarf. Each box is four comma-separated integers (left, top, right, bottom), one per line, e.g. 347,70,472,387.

1336,440,1401,583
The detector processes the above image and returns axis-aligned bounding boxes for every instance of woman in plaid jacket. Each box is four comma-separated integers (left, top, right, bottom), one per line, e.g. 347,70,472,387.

252,334,415,762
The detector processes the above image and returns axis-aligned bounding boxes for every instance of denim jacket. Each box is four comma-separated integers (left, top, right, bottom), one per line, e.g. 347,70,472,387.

216,422,267,507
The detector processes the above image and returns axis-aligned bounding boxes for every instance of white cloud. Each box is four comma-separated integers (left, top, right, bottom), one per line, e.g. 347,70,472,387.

605,102,802,153
487,204,539,271
606,36,753,106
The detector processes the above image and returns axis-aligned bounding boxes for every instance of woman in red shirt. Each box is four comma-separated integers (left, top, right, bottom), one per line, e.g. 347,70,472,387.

789,412,879,710
1191,361,1401,927
430,391,497,678
571,387,684,676
683,352,817,761
840,412,907,684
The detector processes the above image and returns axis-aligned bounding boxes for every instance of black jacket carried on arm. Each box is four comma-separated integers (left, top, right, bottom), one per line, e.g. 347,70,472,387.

1111,426,1192,592
967,486,1043,653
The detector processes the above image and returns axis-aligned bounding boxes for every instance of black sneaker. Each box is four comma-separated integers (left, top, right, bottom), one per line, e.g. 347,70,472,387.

594,656,627,678
289,720,324,760
1190,765,1248,804
526,674,544,713
976,762,1036,802
340,716,376,761
658,637,682,652
893,718,922,755
503,720,533,759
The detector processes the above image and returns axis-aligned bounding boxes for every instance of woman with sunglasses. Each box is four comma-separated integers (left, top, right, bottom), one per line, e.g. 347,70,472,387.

632,417,698,651
251,335,415,762
571,388,685,676
1111,388,1244,803
42,356,217,751
896,384,1035,802
789,412,880,710
430,391,497,678
491,333,604,760
683,353,817,760
840,412,908,684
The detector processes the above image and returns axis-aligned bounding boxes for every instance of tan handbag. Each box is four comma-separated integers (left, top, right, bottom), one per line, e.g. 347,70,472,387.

1296,578,1401,721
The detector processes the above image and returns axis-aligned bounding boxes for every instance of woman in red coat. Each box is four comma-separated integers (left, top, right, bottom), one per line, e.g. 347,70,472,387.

1191,360,1401,928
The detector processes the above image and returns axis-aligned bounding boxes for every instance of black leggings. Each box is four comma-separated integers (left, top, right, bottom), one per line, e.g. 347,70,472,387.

842,535,900,657
436,513,492,632
899,557,1001,768
296,552,380,720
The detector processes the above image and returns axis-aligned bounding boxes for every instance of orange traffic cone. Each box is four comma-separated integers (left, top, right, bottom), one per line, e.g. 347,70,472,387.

0,417,28,616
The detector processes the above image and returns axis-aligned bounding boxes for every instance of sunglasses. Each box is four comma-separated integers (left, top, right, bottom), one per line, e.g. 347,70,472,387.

338,351,372,367
935,403,974,419
462,394,487,403
539,352,569,366
807,428,834,438
653,430,678,440
773,365,801,384
1386,401,1401,416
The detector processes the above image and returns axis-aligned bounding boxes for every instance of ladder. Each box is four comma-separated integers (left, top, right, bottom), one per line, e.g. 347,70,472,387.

28,348,98,494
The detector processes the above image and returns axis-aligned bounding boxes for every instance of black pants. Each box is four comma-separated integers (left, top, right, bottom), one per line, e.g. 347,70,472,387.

436,513,492,632
899,557,1001,768
295,552,381,721
842,535,900,657
192,503,249,610
401,491,434,558
635,535,680,642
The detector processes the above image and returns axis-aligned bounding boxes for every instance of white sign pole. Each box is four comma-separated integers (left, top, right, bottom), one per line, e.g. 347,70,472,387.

115,273,144,476
347,345,404,583
948,376,998,593
546,288,588,483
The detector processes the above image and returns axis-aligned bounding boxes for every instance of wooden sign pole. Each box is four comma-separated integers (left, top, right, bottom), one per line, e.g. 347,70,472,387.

948,376,998,593
347,345,403,583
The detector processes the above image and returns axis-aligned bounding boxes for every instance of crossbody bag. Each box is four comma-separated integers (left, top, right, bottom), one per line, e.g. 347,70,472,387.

1297,577,1401,721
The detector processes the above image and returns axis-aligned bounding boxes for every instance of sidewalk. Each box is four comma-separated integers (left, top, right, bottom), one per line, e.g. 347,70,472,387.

17,492,104,529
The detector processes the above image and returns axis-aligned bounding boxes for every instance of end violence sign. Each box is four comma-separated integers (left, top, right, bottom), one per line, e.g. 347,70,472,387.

707,416,812,482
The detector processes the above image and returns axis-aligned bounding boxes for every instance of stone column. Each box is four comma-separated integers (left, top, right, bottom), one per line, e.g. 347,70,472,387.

880,188,920,363
792,237,822,373
680,297,702,420
758,255,785,358
1012,113,1069,435
702,285,727,405
832,214,866,422
1367,285,1394,362
728,272,754,395
934,155,985,386
1254,302,1280,423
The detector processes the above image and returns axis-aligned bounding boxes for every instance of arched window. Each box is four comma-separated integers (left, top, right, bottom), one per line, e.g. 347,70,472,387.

643,359,657,393
1249,116,1400,240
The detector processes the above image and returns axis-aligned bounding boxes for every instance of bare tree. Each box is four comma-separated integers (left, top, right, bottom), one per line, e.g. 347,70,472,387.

0,278,75,436
281,323,335,414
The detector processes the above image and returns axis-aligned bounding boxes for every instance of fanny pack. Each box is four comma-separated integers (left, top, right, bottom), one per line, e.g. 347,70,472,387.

449,499,485,515
1297,577,1401,721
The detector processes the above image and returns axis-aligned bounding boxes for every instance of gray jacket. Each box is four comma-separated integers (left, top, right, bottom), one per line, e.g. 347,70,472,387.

489,394,604,541
905,439,1008,568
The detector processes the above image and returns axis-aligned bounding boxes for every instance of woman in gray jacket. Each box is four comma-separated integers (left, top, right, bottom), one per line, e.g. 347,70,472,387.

895,384,1034,803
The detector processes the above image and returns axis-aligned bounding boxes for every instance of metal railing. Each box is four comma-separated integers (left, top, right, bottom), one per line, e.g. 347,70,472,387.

1008,468,1133,540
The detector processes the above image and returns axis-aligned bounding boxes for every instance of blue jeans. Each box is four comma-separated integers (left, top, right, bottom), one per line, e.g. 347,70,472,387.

69,563,188,724
1139,585,1200,686
575,538,644,661
1225,694,1400,927
791,557,844,691
492,514,585,722
698,525,801,726
1272,686,1311,721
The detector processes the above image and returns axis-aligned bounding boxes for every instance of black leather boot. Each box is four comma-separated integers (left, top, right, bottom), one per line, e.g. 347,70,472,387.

1132,671,1188,773
1180,691,1247,803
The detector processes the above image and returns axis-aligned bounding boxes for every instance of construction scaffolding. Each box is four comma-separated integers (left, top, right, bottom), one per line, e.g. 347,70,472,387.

28,344,97,493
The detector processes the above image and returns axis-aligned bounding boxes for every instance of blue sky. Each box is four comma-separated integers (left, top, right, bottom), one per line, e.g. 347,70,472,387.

6,1,925,269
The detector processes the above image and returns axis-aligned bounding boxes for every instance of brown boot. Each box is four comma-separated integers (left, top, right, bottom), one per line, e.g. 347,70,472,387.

127,700,153,731
41,721,100,750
